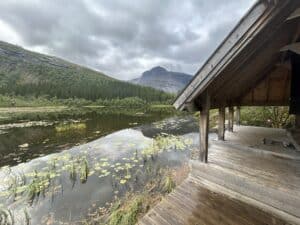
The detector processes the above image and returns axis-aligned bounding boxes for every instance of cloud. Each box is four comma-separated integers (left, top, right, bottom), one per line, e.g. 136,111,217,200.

0,0,255,80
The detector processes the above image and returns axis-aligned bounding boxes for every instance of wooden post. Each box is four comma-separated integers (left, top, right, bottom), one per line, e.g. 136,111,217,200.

290,53,300,115
218,106,225,141
296,115,300,129
228,106,234,132
236,106,241,126
199,92,210,163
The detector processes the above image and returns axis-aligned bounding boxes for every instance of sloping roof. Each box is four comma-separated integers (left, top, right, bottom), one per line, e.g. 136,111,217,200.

174,0,300,110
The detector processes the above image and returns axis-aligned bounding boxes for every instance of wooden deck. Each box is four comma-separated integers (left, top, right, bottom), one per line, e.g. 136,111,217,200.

139,126,300,225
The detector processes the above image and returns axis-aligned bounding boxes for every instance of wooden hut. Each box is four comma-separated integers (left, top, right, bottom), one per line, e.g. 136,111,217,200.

173,0,300,163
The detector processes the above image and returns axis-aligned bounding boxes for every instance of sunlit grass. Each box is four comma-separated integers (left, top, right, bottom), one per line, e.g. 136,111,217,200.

55,122,86,132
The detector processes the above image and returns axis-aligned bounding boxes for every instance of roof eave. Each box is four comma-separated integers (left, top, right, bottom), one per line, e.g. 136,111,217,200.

173,0,279,110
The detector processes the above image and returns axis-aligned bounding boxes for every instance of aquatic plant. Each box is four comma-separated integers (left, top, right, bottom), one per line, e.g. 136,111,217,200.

55,122,86,132
108,195,146,225
80,158,89,183
8,175,18,200
24,209,31,225
0,208,14,225
81,162,188,225
6,172,27,201
161,172,176,193
69,161,77,187
27,170,51,203
141,134,191,159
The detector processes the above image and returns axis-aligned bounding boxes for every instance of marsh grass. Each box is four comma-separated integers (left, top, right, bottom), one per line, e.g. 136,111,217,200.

27,170,51,204
69,161,77,187
141,134,190,160
55,122,86,132
80,158,89,183
81,162,189,225
0,207,14,225
108,195,147,225
161,171,176,193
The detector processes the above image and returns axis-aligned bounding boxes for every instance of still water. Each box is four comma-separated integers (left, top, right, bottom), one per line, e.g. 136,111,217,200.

0,108,203,224
0,108,180,167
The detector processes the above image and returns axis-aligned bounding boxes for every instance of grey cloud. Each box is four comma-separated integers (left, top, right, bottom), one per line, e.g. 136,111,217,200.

0,0,255,80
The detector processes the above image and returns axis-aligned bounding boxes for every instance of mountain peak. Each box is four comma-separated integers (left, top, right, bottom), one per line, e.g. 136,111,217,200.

149,66,167,73
142,66,167,78
131,66,193,93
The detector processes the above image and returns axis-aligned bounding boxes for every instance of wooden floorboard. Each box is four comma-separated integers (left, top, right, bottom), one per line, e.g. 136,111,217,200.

138,126,300,225
139,177,290,225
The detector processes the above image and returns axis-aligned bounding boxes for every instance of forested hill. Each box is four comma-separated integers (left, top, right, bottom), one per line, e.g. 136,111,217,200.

0,41,172,102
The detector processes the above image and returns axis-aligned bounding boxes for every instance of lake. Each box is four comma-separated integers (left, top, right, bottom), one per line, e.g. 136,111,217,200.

0,107,208,224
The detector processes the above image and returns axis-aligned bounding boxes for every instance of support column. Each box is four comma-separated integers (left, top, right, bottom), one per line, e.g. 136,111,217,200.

236,106,241,126
228,106,234,132
218,106,225,141
296,115,300,129
290,53,300,130
199,92,210,163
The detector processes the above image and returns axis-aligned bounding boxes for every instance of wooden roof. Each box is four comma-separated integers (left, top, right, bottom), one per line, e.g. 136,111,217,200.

174,0,300,110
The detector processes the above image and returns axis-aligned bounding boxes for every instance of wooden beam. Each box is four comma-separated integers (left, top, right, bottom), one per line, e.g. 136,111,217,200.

218,106,225,141
290,53,300,114
236,106,241,126
228,106,234,132
199,92,210,163
287,7,300,21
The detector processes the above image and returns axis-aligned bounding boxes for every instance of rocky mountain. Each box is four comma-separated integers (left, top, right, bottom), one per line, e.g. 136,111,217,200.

130,66,193,93
0,41,172,102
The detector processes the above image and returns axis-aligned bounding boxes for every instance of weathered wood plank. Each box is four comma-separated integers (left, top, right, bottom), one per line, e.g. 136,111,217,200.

228,106,234,132
199,92,210,162
236,106,241,126
218,106,225,140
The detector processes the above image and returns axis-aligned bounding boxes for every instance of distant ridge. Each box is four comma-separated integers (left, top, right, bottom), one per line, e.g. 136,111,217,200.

0,41,172,102
130,66,193,93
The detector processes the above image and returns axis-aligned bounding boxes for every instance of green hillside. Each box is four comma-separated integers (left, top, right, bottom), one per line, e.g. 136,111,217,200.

0,41,172,102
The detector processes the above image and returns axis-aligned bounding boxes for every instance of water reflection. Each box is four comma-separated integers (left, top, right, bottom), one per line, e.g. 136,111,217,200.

0,116,199,224
0,110,174,167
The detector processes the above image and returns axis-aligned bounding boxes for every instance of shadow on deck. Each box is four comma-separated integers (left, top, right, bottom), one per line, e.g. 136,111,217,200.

138,126,300,225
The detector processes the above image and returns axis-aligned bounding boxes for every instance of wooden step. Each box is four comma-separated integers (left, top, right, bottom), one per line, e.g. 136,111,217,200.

190,160,300,219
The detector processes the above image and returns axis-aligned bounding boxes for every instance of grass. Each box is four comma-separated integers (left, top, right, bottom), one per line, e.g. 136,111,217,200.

24,209,30,225
150,104,174,108
82,162,189,225
27,170,51,203
109,195,147,225
0,207,14,225
141,134,191,159
0,106,67,113
80,158,89,183
55,122,86,132
161,172,176,193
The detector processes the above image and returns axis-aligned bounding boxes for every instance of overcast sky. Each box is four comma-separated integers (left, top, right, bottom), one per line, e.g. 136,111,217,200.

0,0,255,80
